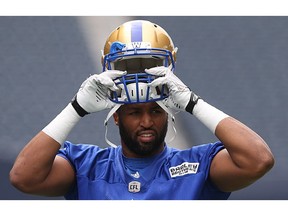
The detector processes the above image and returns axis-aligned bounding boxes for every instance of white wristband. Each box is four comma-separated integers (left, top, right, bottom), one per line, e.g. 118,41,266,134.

42,103,81,145
192,99,229,134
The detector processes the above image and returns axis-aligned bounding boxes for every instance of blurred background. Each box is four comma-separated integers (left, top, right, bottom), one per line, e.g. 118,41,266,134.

1,16,287,200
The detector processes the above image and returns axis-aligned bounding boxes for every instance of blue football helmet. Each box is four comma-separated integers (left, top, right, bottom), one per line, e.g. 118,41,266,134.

101,20,177,104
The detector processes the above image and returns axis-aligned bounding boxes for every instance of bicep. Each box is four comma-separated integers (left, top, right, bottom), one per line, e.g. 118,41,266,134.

34,156,76,196
209,149,255,192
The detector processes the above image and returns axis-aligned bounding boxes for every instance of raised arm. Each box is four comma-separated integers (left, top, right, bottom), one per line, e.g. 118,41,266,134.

9,70,126,196
193,99,274,192
146,66,275,192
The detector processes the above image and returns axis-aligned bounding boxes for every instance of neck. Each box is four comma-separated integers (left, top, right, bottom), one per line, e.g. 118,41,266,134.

121,142,165,158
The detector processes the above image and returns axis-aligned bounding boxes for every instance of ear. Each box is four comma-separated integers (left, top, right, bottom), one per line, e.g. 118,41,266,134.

113,112,119,125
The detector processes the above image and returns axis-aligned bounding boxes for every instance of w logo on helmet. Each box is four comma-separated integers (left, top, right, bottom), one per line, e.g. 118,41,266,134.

131,42,142,48
127,42,152,49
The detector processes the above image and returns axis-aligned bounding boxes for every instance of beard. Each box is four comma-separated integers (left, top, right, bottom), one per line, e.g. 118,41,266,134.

118,121,168,157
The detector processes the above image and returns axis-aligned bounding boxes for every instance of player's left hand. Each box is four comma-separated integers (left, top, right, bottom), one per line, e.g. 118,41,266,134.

146,66,200,113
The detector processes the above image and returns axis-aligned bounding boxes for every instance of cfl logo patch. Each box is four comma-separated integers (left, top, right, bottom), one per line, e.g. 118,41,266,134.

169,162,199,178
128,181,141,193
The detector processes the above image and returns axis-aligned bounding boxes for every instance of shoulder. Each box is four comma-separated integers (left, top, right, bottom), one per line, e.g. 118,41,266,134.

59,141,102,155
168,141,225,158
192,141,225,156
164,142,225,170
58,141,119,164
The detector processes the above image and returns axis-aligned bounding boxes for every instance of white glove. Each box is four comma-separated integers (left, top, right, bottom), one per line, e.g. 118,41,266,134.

146,66,199,113
72,70,126,116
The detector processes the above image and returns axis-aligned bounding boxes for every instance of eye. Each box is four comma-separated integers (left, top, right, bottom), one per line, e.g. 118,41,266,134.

151,108,163,114
128,110,140,116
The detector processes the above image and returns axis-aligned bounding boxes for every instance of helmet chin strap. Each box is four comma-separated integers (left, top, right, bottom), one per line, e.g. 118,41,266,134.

103,101,177,148
104,103,122,148
156,101,177,144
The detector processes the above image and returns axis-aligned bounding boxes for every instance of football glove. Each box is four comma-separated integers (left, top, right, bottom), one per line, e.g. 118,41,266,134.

146,66,200,114
71,70,126,116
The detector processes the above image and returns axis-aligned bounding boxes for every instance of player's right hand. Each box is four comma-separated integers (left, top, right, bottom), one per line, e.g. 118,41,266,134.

71,70,126,117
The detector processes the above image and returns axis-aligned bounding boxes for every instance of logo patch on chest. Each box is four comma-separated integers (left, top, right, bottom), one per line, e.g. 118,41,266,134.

128,181,141,193
169,162,199,178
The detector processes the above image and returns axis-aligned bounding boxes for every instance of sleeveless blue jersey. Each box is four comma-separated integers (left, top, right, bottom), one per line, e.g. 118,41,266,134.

57,141,230,200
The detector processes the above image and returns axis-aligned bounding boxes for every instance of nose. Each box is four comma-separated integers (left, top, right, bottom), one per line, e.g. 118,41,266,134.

140,112,154,128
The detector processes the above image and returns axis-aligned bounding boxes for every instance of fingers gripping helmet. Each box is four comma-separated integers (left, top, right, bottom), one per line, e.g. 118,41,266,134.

102,20,177,104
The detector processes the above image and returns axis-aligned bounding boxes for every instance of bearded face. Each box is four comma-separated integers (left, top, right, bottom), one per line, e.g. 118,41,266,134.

114,102,168,157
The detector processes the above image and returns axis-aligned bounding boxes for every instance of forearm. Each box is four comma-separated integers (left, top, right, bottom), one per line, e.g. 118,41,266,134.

42,103,81,144
10,71,124,195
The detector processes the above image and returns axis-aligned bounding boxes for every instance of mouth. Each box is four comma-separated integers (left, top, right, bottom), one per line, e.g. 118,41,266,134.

138,131,155,143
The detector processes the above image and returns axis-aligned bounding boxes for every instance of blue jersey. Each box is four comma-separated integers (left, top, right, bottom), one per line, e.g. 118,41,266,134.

57,141,230,200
